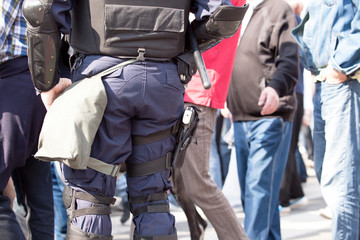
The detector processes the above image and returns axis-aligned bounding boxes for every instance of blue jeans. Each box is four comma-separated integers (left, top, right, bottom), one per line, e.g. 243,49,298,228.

209,111,232,188
234,118,292,240
209,131,223,188
115,173,128,203
313,78,360,240
295,147,307,182
51,163,67,240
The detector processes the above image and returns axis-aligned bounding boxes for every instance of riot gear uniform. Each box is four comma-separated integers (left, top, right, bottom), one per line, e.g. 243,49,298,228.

23,0,248,239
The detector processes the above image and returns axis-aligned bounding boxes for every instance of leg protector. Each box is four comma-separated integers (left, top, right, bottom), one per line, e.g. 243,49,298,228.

62,186,115,240
129,192,178,240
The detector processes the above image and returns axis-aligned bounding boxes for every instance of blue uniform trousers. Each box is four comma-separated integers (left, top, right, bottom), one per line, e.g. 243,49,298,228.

63,56,184,237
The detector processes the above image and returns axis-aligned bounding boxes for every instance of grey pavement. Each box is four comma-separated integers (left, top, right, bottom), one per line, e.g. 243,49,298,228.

111,160,332,240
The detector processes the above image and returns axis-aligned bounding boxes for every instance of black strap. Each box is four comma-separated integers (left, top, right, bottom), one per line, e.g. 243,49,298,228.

70,204,112,219
128,192,168,204
132,128,173,145
132,121,180,146
73,190,116,205
132,204,169,217
133,231,177,240
126,152,172,177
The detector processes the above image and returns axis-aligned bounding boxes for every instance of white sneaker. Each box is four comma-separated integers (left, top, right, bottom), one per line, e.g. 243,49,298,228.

289,196,309,208
279,205,291,215
319,206,332,220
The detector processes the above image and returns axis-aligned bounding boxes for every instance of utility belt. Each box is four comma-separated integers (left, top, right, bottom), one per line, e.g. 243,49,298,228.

69,49,197,87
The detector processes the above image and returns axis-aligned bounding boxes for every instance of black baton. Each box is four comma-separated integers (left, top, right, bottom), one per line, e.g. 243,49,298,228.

187,26,212,89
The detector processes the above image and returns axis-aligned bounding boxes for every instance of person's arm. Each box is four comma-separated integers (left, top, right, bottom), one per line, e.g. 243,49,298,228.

328,1,360,76
41,78,72,111
23,0,73,108
268,12,299,98
258,7,299,115
258,87,280,115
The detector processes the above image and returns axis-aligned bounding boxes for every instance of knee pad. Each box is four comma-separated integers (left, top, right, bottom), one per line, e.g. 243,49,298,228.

129,192,178,240
63,186,116,239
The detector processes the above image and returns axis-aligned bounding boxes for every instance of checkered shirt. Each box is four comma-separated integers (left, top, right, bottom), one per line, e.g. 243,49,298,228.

0,0,27,64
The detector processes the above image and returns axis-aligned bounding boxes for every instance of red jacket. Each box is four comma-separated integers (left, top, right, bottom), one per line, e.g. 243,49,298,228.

184,0,246,109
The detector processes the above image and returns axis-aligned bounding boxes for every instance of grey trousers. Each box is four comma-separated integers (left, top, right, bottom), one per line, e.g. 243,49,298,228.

180,103,248,240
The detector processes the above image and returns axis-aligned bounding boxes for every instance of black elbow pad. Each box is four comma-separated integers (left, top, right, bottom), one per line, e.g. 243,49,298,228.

191,4,249,51
23,0,60,91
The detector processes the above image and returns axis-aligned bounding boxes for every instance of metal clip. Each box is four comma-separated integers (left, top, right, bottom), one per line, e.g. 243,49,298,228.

136,48,146,61
71,53,84,71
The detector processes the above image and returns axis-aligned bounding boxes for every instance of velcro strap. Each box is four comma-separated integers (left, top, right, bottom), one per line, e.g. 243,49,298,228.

71,205,112,219
132,204,169,217
129,192,168,204
134,233,177,240
126,152,172,177
87,157,121,177
132,122,180,146
73,190,116,205
132,128,173,145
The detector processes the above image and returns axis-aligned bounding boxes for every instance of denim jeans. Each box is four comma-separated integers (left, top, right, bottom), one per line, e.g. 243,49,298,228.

313,78,360,240
295,147,307,182
234,118,292,240
51,162,67,240
209,130,223,188
209,111,232,188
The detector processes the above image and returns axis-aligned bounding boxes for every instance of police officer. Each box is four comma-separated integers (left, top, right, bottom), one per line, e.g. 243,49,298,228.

22,0,246,239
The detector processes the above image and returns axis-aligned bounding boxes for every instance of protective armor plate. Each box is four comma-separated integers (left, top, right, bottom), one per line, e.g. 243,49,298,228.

23,0,61,91
191,4,249,51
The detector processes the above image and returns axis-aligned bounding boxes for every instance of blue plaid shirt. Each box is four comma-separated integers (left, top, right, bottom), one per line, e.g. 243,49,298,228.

0,0,27,63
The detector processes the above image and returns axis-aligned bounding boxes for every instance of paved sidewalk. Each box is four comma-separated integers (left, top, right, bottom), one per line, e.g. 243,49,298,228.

111,165,332,240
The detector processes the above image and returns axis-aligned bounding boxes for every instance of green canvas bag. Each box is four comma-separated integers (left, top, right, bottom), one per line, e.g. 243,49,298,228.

35,59,137,175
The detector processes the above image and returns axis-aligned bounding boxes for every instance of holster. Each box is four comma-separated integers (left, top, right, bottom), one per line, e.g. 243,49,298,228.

175,51,197,85
172,106,200,168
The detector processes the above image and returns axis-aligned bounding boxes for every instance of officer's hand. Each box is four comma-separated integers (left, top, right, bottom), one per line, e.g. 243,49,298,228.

258,87,279,115
320,65,347,85
41,78,72,111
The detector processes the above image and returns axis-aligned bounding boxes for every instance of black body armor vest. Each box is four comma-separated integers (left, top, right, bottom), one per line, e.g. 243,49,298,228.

70,0,191,61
